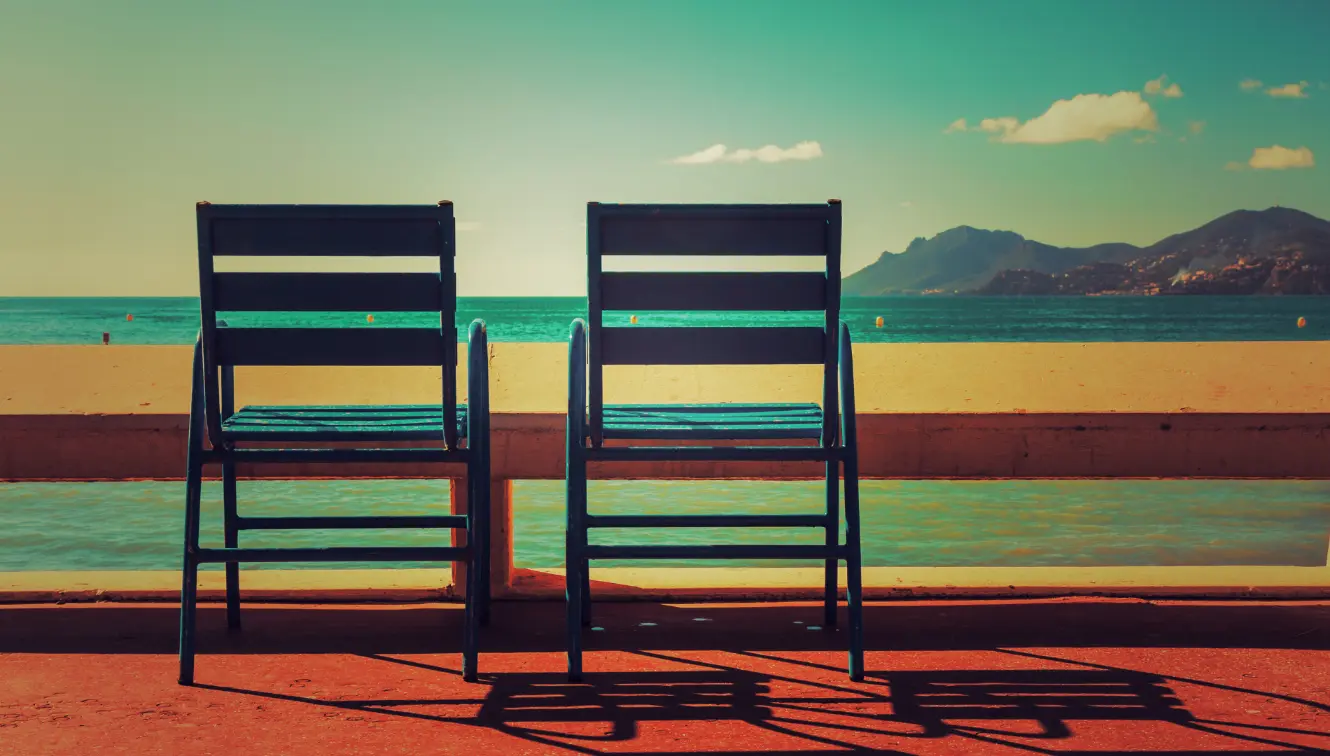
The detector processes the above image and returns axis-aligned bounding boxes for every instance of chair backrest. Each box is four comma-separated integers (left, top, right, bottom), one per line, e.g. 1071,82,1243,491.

195,202,458,446
585,201,842,446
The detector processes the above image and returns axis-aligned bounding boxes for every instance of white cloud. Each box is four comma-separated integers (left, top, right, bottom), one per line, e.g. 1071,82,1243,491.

670,144,728,165
943,118,968,134
1144,75,1183,98
977,117,1019,134
669,141,823,165
899,200,914,208
1245,145,1315,170
1240,78,1263,91
1266,81,1310,98
1189,120,1206,135
969,91,1157,145
1134,134,1156,144
455,221,481,232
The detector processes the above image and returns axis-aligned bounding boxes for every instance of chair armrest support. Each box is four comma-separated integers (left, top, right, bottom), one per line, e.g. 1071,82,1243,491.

568,319,588,449
467,319,490,451
838,321,858,449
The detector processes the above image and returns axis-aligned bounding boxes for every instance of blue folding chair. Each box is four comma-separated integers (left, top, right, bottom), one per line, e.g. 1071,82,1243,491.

565,201,864,681
179,202,490,684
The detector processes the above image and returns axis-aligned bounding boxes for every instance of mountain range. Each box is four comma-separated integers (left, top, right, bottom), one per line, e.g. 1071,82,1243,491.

842,207,1330,296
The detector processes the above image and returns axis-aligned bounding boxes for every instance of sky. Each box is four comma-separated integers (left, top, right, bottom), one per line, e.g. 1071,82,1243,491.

1,0,1327,297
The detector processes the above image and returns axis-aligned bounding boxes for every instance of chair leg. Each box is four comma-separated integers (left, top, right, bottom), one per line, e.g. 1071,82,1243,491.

461,474,480,683
565,454,586,682
843,450,865,682
566,531,583,682
580,557,591,627
477,472,491,627
824,458,840,628
222,460,241,632
178,450,204,685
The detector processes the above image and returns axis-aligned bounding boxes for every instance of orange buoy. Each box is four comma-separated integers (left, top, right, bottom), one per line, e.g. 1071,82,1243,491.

126,314,133,322
367,314,375,323
630,315,638,324
1297,316,1307,328
875,316,884,328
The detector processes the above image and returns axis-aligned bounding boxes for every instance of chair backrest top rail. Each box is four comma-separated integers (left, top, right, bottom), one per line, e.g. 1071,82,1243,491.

589,201,839,258
199,203,454,258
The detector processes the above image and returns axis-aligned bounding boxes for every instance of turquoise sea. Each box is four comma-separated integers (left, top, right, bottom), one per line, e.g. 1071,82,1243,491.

0,295,1328,344
0,296,1328,571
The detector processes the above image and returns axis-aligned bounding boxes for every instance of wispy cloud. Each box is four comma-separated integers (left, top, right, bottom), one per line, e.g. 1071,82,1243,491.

1144,75,1183,98
899,200,914,208
1266,81,1310,98
1188,120,1206,135
1240,78,1264,91
669,141,823,165
943,118,968,134
1226,145,1316,171
978,117,1019,134
455,221,481,232
952,91,1157,145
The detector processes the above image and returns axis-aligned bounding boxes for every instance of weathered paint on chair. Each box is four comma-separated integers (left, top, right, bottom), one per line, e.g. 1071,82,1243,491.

179,203,490,685
566,201,865,681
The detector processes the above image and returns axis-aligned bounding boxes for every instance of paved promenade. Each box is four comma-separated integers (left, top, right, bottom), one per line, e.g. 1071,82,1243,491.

2,598,1327,754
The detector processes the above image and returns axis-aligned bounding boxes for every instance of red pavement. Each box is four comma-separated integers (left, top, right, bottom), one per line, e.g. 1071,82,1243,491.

1,598,1328,754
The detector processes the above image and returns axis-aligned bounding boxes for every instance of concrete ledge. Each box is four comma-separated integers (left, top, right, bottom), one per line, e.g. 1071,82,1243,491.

5,566,1328,604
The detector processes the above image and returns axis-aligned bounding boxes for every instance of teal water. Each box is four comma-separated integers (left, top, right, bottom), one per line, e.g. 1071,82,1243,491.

0,480,1326,571
0,295,1327,345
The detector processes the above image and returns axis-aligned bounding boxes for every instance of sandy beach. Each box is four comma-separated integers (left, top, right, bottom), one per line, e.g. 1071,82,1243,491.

3,341,1330,415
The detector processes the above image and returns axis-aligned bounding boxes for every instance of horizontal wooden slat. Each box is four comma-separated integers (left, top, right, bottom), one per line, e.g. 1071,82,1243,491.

586,514,827,528
221,448,469,463
583,544,839,560
598,216,828,256
208,209,446,256
213,273,443,311
236,515,467,530
587,446,836,462
194,546,465,563
592,203,836,219
600,272,826,311
214,327,446,366
602,403,824,440
221,404,466,441
599,326,825,365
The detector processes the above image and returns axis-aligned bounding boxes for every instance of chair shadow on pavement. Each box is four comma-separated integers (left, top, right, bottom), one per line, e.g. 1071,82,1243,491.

192,650,1326,755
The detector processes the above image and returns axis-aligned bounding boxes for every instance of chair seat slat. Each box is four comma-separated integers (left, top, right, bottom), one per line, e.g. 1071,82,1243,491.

601,403,823,440
222,404,467,441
